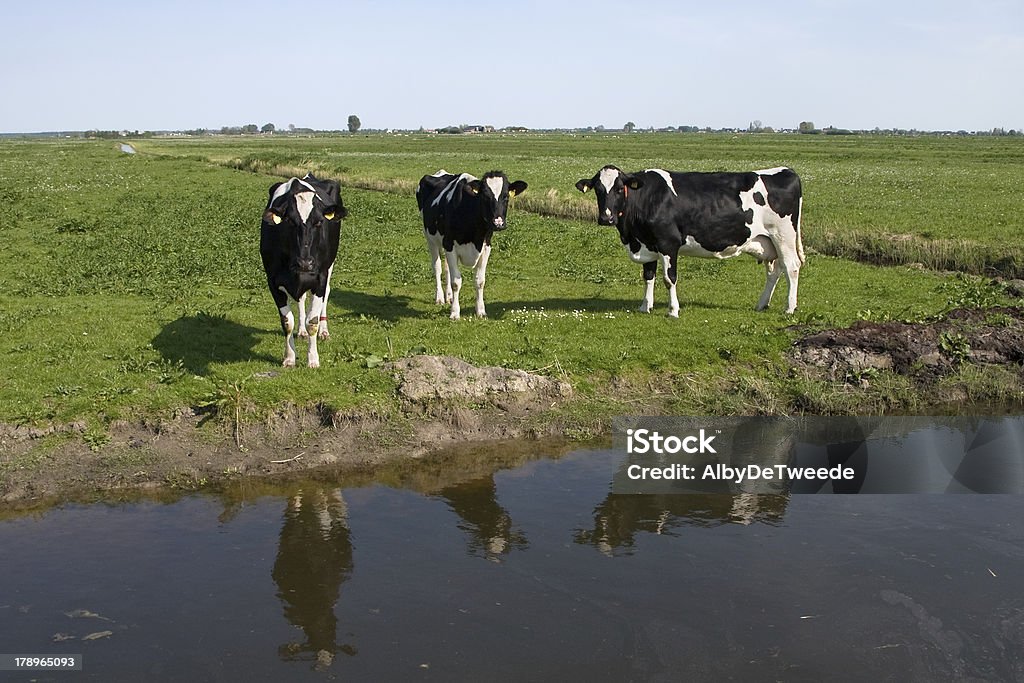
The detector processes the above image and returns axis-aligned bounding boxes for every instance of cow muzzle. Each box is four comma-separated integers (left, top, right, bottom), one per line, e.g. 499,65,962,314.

598,214,617,226
296,258,316,273
493,217,506,230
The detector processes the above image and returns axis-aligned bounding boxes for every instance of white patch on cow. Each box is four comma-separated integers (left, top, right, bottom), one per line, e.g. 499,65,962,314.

270,177,323,206
625,242,660,264
454,242,484,268
294,191,315,222
645,169,678,196
433,173,476,207
599,167,620,193
485,176,504,199
432,169,450,177
678,235,741,259
756,166,788,176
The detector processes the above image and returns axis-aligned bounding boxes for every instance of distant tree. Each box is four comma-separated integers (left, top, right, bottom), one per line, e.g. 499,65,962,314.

348,115,361,133
261,123,275,134
623,121,636,133
241,124,258,134
748,120,763,132
799,121,816,134
596,125,606,132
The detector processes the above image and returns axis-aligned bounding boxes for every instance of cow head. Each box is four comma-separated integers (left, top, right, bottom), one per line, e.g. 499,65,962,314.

575,165,644,226
463,171,528,231
263,174,347,274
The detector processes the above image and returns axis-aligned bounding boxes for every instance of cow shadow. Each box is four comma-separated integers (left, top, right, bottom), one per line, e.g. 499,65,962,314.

152,313,277,376
489,297,630,319
329,290,418,322
488,297,746,318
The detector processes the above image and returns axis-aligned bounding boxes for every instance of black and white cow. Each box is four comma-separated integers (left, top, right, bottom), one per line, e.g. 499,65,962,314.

260,174,347,368
416,170,527,320
576,166,804,315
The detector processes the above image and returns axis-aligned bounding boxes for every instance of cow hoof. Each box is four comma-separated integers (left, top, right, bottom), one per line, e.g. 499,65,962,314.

309,360,320,369
668,310,679,319
637,305,651,314
283,358,296,368
318,329,330,340
298,328,309,339
450,312,461,321
435,297,445,306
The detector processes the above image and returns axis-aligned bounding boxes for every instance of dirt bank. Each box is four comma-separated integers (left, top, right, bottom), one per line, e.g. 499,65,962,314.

0,356,574,505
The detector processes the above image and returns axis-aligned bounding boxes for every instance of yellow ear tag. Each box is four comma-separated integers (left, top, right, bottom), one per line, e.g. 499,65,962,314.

324,211,336,220
271,213,282,224
508,190,516,198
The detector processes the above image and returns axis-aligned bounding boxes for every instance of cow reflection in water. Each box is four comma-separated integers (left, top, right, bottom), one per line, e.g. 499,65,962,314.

434,475,528,561
273,487,356,670
575,494,790,556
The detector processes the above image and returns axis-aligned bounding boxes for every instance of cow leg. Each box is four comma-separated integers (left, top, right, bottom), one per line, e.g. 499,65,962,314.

773,237,802,314
280,305,298,367
318,264,333,339
297,292,309,339
756,259,782,311
474,243,491,317
662,253,680,318
782,257,800,314
426,233,446,305
446,251,463,320
638,261,657,313
269,283,297,368
304,294,326,368
444,259,453,304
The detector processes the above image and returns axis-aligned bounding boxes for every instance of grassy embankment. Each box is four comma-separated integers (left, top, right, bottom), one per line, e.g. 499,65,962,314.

1,135,1022,461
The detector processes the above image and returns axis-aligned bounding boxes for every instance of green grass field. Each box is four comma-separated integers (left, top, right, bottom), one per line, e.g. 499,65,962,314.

1,134,1021,434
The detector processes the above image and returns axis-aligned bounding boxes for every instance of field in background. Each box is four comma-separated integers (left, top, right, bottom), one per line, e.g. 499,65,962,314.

140,132,1024,276
1,135,1021,435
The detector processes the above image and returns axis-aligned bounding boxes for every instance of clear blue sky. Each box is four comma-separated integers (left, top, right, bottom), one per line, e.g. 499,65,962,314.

2,0,1021,133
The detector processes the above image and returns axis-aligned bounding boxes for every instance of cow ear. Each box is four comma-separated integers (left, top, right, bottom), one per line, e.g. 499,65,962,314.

267,182,284,206
508,180,528,198
334,198,349,220
622,174,644,190
575,178,593,193
320,180,341,207
464,180,482,196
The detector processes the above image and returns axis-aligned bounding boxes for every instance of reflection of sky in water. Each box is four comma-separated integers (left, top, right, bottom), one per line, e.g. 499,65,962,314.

1,439,1023,681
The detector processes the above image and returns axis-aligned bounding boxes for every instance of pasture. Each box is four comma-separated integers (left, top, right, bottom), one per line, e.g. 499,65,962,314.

1,134,1022,447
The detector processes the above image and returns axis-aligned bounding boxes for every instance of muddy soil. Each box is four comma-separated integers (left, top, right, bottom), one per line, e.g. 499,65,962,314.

792,307,1024,378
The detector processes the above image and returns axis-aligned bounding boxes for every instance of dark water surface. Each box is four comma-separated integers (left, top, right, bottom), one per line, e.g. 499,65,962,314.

2,446,1023,682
